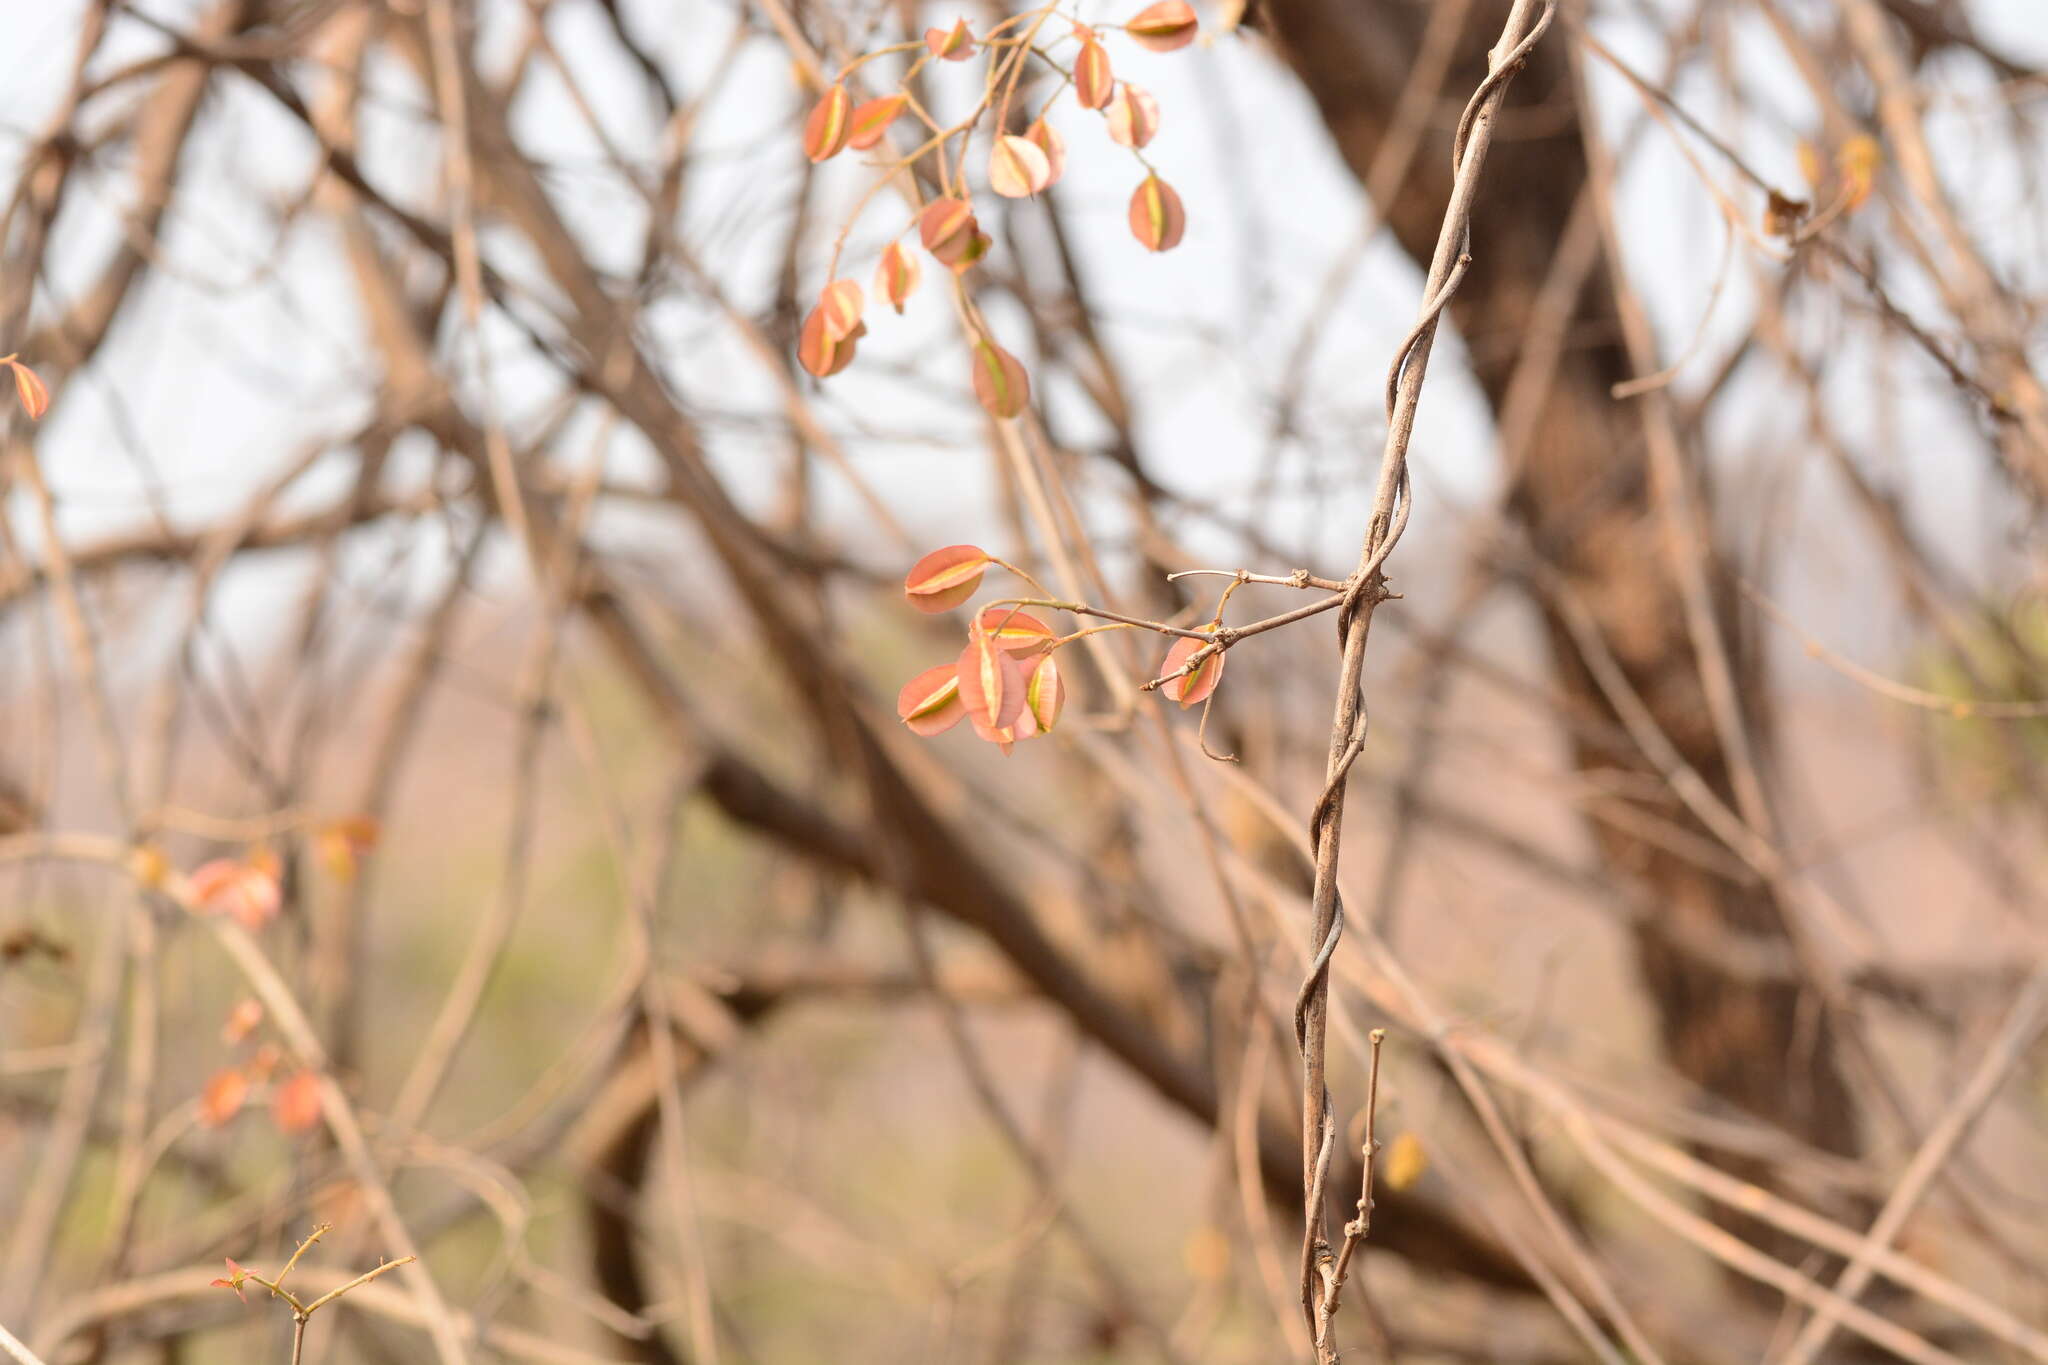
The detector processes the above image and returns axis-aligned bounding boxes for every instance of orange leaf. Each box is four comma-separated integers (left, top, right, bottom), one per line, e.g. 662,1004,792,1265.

186,858,283,932
1128,174,1186,251
1106,83,1160,149
817,279,865,342
1127,0,1199,52
797,304,861,378
272,1069,323,1136
9,360,50,421
221,998,264,1046
1073,34,1114,110
199,1067,249,1127
989,134,1053,199
898,663,967,736
919,196,980,269
970,339,1030,419
926,18,976,60
904,544,991,612
847,94,907,150
1161,636,1224,708
957,638,1026,731
1024,652,1065,733
973,607,1055,654
803,83,853,162
874,242,921,313
1024,118,1067,186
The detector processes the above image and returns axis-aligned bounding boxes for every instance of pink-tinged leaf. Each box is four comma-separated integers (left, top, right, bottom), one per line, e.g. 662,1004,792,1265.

187,858,282,932
1024,652,1066,732
904,544,991,612
1073,35,1114,110
1161,635,1225,708
817,279,865,342
797,305,862,378
272,1069,322,1136
1106,82,1161,149
989,134,1054,199
1127,0,1199,52
926,18,976,60
846,94,907,150
222,997,264,1046
874,242,921,313
212,1258,250,1302
970,339,1030,419
957,639,1025,731
919,197,980,269
9,360,50,421
803,83,853,162
199,1067,249,1127
898,664,968,736
1024,118,1067,186
974,607,1055,654
1128,174,1186,251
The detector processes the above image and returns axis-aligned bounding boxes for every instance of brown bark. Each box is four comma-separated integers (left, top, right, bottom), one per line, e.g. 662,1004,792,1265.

1259,0,1861,1185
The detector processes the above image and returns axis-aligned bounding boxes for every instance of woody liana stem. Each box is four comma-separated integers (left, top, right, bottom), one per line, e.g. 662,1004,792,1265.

1294,3,1556,1360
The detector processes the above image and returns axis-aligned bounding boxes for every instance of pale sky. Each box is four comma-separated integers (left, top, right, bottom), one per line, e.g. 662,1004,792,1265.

3,0,2044,660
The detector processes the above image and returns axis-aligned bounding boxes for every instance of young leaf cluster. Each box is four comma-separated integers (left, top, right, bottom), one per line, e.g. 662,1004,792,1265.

797,2,1200,418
